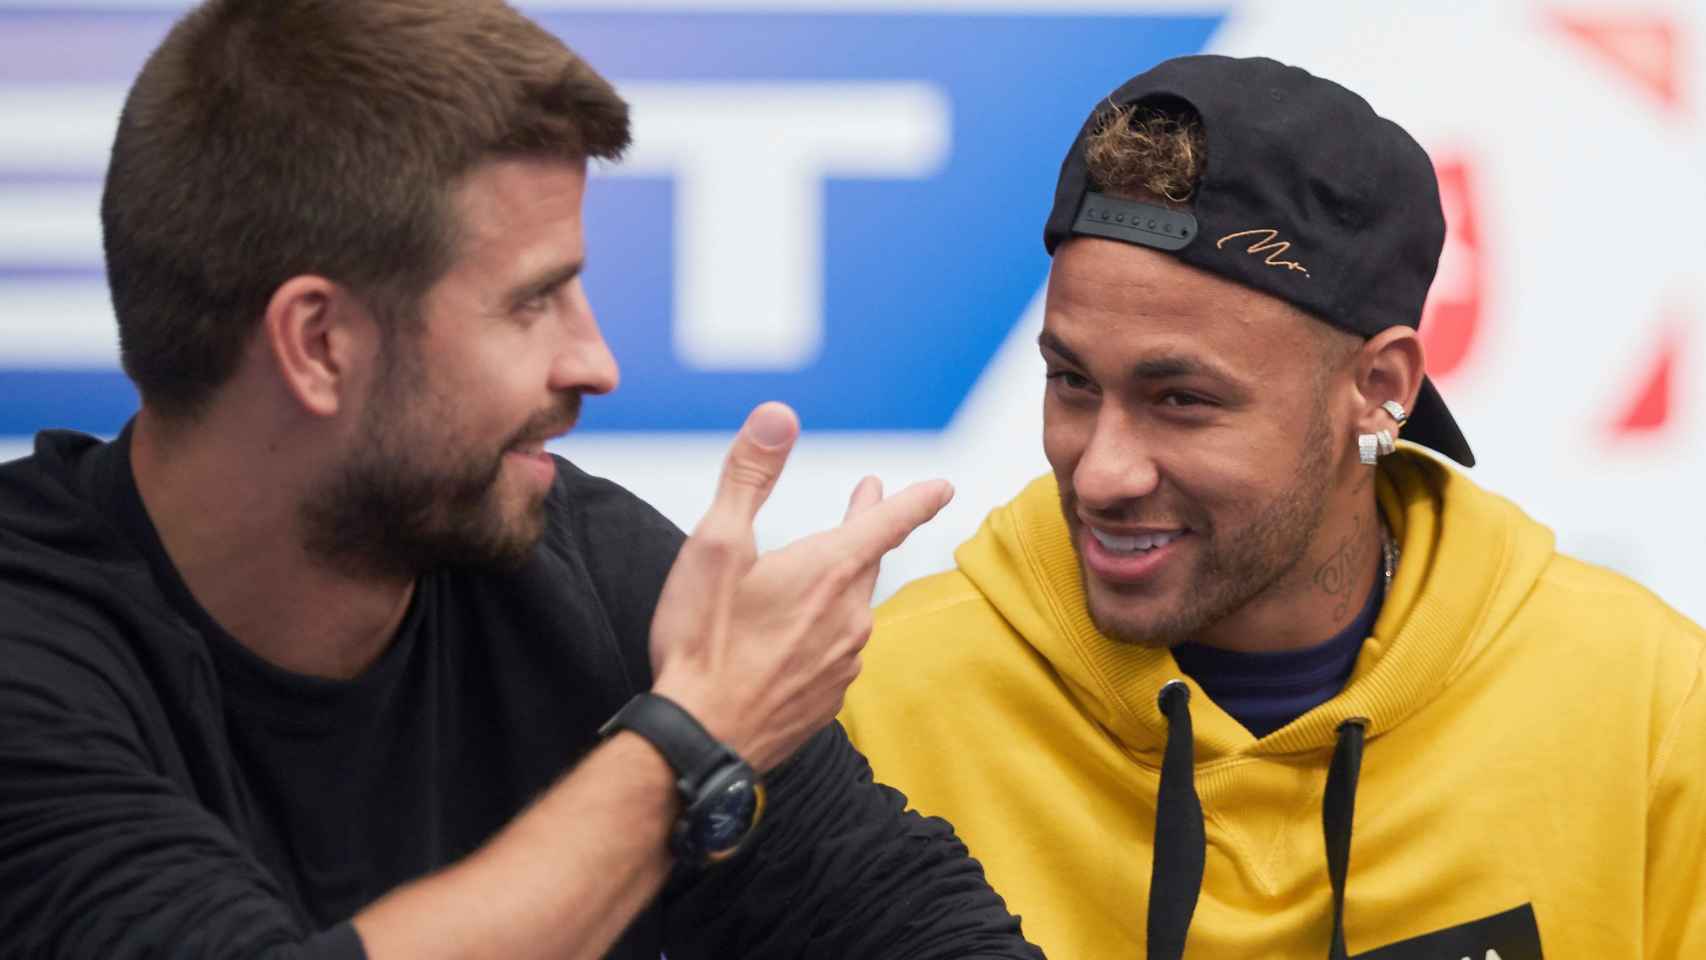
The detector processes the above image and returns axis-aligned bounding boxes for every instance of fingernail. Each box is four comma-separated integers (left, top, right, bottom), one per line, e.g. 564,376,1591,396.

748,403,795,449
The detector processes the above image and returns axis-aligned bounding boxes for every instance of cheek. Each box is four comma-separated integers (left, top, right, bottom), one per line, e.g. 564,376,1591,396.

1163,430,1307,521
1161,462,1242,518
382,367,497,458
436,343,537,419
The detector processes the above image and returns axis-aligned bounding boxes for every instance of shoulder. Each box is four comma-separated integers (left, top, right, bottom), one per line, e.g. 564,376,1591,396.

0,433,167,678
0,433,209,742
1525,552,1705,666
847,568,1036,728
1501,552,1706,746
0,562,170,766
0,430,109,538
1531,558,1706,791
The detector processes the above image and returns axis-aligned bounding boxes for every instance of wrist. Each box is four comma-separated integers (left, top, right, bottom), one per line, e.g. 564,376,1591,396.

650,675,747,760
600,729,682,815
600,692,766,866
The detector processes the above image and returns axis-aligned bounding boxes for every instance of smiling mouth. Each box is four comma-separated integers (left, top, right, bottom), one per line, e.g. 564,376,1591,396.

507,394,584,458
506,416,578,458
1087,526,1187,555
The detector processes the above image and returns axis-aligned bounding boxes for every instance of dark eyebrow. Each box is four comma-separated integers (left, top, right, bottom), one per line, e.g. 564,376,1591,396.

1128,355,1238,383
504,260,583,312
1037,329,1086,368
1039,330,1239,384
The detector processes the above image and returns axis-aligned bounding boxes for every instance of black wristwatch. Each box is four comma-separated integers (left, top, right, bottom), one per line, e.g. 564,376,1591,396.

599,692,766,866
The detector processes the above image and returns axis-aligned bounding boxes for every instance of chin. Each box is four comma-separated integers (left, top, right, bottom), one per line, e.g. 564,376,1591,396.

1079,562,1213,648
489,497,551,562
431,488,549,573
1085,593,1185,649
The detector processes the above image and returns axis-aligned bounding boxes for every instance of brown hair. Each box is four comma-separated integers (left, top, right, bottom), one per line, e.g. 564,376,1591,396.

1084,100,1206,204
102,0,631,420
1084,99,1359,366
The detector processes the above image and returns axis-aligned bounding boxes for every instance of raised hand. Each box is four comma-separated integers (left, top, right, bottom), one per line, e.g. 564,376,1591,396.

649,402,952,773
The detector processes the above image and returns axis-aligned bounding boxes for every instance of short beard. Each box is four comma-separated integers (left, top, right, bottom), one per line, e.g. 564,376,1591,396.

1080,393,1337,648
300,343,573,582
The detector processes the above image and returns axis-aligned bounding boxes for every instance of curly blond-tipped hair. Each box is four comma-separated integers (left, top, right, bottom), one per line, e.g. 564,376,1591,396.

1084,101,1207,204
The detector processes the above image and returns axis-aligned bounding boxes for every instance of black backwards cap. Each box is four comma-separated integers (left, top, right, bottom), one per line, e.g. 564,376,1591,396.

1043,55,1474,467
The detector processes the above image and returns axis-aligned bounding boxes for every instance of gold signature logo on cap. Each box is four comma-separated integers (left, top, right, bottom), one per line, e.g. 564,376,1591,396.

1217,229,1310,277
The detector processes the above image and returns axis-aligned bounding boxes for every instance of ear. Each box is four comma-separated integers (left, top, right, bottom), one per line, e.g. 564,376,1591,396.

1352,327,1425,438
261,276,372,418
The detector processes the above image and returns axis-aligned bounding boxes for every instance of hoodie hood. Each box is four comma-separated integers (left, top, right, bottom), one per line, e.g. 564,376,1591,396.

953,446,1556,762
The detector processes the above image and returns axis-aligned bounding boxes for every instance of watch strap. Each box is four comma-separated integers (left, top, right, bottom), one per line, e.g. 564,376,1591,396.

599,693,733,792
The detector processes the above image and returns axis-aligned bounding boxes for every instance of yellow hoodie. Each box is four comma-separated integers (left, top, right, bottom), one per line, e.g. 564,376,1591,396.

842,451,1706,958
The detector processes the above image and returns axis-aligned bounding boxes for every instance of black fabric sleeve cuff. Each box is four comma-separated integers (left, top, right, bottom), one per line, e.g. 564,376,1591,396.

303,923,367,960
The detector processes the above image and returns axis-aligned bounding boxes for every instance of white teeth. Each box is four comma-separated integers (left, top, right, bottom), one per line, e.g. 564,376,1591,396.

1090,527,1183,554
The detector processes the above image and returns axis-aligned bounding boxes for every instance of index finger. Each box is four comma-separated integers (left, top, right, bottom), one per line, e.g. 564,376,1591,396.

831,479,955,568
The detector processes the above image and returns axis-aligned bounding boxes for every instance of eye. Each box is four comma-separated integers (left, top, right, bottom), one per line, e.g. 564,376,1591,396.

1046,370,1093,392
512,289,557,327
1160,392,1213,408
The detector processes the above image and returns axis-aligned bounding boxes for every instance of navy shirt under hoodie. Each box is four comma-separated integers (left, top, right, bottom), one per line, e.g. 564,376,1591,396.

1173,572,1383,738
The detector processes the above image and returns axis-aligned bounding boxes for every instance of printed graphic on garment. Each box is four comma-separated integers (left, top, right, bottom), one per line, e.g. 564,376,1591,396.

1352,904,1542,960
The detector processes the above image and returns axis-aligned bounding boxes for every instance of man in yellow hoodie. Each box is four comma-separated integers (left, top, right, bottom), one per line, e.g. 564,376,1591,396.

842,55,1705,959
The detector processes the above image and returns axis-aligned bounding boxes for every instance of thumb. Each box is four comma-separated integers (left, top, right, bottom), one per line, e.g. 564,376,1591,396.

695,402,800,537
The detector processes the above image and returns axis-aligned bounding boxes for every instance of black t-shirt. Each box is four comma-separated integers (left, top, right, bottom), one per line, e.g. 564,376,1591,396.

0,428,1040,959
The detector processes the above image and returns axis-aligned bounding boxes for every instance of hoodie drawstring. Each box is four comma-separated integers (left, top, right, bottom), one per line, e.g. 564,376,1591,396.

1146,688,1370,960
1147,680,1204,960
1324,718,1367,960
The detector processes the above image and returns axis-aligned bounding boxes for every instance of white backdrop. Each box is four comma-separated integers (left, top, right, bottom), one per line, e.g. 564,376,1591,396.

2,0,1701,624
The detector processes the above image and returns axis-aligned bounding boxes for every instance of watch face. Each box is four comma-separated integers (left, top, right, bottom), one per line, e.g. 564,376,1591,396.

688,772,760,858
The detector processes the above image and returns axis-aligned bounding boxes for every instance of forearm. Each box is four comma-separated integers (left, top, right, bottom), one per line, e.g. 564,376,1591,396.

354,732,677,960
666,724,1042,960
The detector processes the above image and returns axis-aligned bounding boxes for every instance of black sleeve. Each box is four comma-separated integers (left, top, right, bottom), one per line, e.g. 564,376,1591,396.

662,722,1045,959
0,627,364,959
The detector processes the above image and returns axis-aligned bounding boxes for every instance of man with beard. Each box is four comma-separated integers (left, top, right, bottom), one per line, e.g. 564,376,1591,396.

842,55,1706,959
0,3,1045,959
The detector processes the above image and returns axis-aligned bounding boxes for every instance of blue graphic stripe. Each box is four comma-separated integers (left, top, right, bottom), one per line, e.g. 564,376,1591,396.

0,10,1223,439
0,369,136,437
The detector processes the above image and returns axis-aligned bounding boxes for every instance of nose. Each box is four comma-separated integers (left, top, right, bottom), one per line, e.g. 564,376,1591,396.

549,280,619,396
1072,407,1161,512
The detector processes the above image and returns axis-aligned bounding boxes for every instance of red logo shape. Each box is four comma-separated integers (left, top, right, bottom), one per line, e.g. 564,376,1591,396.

1611,321,1684,436
1418,157,1483,382
1548,11,1683,115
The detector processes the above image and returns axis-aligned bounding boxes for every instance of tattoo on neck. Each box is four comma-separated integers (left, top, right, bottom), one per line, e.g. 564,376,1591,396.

1312,513,1364,621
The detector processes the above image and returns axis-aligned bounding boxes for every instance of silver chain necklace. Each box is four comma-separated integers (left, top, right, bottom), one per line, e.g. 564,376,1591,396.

1379,516,1400,593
